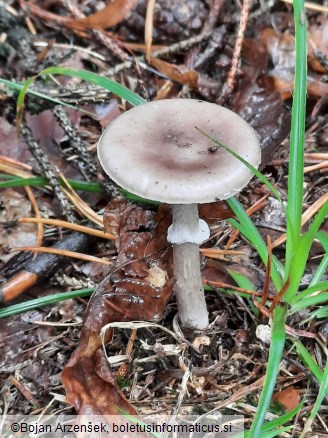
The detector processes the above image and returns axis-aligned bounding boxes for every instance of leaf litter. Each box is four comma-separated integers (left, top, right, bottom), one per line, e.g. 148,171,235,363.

0,0,327,434
62,202,175,416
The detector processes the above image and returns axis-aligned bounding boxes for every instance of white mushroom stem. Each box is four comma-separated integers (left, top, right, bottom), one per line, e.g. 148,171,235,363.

167,204,209,329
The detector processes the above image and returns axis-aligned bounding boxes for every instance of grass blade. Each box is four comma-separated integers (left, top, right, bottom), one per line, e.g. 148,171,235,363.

227,197,284,289
0,175,158,204
0,288,94,319
234,402,303,438
284,0,307,275
300,362,328,437
289,280,328,304
228,269,255,290
284,200,328,301
39,67,147,106
16,66,146,128
196,127,282,203
0,176,104,192
0,78,81,112
289,292,328,313
310,231,328,286
16,67,146,120
248,304,288,437
294,341,324,385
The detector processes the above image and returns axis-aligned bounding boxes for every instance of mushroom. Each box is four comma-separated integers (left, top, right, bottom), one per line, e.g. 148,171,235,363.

98,99,261,330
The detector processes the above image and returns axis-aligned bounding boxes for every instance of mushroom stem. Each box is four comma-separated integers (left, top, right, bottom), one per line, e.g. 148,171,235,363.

170,204,209,329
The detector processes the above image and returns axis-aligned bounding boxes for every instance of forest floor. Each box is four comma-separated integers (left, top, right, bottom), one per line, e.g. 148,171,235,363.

0,0,328,436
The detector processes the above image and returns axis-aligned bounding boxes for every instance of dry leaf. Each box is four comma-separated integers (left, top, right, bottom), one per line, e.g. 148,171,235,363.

308,19,328,73
260,28,328,98
199,201,234,223
146,266,168,288
63,272,174,415
273,386,301,412
202,259,238,288
149,57,198,89
62,209,174,416
231,74,291,168
20,0,136,32
192,336,211,349
70,0,137,30
103,199,153,238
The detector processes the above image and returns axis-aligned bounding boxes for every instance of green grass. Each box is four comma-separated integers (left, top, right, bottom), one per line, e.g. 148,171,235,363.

0,78,87,113
1,0,327,434
0,174,158,204
248,305,288,437
0,175,105,192
0,288,94,319
284,0,307,277
228,1,327,435
201,1,327,435
14,66,146,126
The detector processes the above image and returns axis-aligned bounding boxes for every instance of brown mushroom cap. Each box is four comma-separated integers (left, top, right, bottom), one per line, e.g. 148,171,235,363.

98,99,261,204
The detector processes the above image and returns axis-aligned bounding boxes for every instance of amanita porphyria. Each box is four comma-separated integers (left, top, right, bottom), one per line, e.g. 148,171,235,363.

98,99,261,329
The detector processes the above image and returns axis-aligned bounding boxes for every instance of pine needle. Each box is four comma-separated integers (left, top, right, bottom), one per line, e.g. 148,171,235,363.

19,217,116,240
11,246,112,265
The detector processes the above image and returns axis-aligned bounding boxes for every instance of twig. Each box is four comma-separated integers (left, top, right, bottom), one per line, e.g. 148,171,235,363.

20,122,77,223
104,32,212,77
19,217,116,240
53,105,122,197
0,232,93,304
207,280,274,300
219,0,251,103
192,26,226,70
32,83,113,105
145,0,156,62
11,246,111,265
53,105,98,180
24,186,43,251
304,161,328,174
9,376,40,408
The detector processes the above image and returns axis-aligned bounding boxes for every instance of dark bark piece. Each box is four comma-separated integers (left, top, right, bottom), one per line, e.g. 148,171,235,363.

0,232,93,304
25,232,92,277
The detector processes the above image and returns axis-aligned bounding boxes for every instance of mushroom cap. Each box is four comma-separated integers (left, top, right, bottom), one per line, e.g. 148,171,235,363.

98,99,261,204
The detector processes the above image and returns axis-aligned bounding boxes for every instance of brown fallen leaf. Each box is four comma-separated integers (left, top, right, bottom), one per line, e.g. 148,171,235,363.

260,28,328,99
308,18,328,73
62,202,174,417
71,0,137,30
20,0,136,32
214,34,291,168
149,57,199,89
115,232,155,277
272,386,301,412
231,74,291,168
199,201,234,223
62,295,136,416
103,199,153,239
201,259,238,287
62,271,175,416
